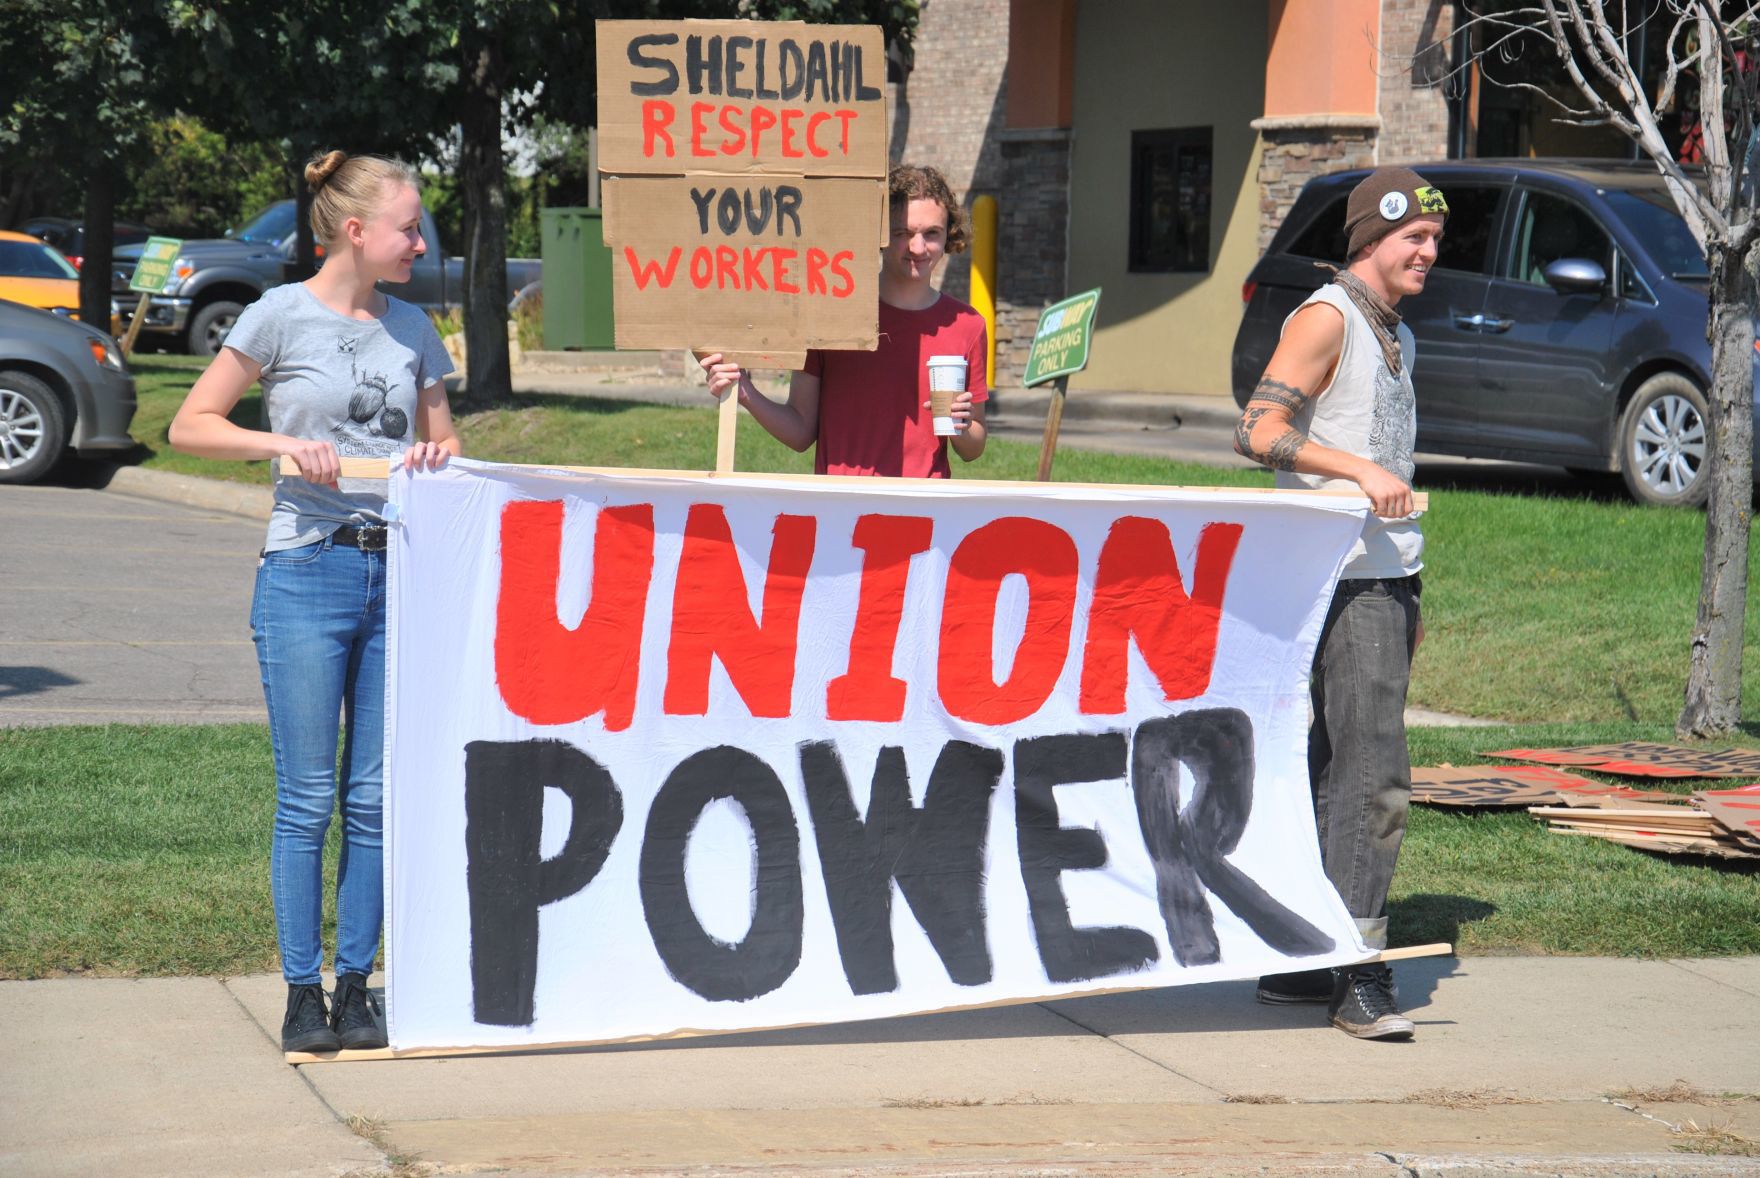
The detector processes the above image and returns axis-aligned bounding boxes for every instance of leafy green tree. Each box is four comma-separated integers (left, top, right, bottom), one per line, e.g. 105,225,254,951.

120,116,287,238
0,0,175,326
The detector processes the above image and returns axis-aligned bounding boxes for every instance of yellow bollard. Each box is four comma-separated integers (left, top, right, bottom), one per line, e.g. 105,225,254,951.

969,194,998,385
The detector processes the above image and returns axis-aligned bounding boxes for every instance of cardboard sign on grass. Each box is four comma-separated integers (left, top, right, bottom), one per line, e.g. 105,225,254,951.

1410,765,1677,808
597,19,887,357
1484,742,1760,780
1695,790,1760,848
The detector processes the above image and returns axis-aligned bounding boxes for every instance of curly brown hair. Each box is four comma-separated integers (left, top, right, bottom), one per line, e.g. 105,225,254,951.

888,164,969,255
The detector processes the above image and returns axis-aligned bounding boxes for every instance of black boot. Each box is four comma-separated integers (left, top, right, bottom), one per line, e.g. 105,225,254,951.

1328,963,1415,1040
282,983,342,1053
1255,967,1334,1004
330,972,388,1050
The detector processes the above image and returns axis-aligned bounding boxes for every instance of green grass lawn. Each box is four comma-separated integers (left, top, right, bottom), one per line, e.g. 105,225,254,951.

1,721,1754,979
31,357,1744,979
124,353,1760,726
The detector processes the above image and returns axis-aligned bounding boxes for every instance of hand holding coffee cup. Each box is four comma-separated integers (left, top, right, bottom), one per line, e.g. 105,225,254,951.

926,355,967,436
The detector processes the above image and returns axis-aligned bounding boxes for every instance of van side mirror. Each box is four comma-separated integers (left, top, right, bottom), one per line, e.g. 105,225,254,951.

1542,258,1607,295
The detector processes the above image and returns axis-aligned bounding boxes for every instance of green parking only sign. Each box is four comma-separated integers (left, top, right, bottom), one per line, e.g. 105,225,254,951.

120,236,185,355
1022,287,1101,388
128,237,184,294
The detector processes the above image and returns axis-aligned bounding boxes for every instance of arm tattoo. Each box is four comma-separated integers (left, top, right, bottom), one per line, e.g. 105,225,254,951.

1264,428,1309,471
1234,400,1312,471
1247,376,1312,414
1234,405,1272,457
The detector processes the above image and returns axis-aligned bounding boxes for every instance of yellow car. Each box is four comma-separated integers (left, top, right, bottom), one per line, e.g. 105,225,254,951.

0,229,119,334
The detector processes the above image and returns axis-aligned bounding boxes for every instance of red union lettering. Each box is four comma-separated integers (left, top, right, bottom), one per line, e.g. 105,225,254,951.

1079,519,1243,712
493,501,1242,729
494,501,657,731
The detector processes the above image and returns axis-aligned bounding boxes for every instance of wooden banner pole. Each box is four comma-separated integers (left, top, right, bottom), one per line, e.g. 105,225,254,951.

119,293,152,357
285,942,1454,1065
1035,375,1069,482
273,455,1428,514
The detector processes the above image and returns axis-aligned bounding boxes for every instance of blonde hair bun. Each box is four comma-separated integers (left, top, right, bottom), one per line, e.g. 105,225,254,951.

304,152,420,246
304,150,349,192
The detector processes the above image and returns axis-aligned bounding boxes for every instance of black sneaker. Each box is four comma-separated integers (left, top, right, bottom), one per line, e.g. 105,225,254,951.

1256,967,1334,1005
330,972,388,1050
282,983,342,1053
1328,963,1415,1040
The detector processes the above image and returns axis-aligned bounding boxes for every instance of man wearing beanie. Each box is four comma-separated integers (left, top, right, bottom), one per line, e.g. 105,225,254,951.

1233,165,1445,1040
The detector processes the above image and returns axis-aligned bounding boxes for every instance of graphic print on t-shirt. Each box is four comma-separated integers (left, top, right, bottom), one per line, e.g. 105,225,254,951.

332,334,411,457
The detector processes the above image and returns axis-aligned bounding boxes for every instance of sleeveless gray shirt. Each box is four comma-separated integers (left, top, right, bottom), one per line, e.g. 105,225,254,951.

1274,283,1424,579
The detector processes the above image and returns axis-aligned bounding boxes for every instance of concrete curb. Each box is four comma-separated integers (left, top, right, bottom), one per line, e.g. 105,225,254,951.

103,465,272,521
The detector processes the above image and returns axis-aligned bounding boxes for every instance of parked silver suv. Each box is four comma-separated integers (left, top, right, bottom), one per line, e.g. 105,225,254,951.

0,300,136,484
1231,160,1758,506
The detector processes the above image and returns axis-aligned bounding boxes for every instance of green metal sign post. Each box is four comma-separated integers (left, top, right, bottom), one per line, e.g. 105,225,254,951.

1021,288,1101,480
120,236,184,356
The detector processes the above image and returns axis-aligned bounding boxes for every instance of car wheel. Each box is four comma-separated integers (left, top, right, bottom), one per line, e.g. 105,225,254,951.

0,370,69,485
188,300,245,358
1617,373,1710,507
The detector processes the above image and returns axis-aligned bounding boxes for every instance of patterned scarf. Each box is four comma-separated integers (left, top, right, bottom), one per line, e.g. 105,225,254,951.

1315,263,1404,376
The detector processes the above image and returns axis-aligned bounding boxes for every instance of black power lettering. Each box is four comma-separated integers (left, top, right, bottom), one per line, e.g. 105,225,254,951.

685,34,723,96
639,746,804,1001
463,739,623,1026
1130,709,1335,966
799,739,1003,995
627,33,680,96
1015,732,1158,983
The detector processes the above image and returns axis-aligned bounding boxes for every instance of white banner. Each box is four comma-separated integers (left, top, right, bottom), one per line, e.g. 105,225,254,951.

384,461,1372,1051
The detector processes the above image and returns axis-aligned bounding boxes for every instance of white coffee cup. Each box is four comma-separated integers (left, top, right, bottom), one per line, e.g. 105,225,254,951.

926,355,967,436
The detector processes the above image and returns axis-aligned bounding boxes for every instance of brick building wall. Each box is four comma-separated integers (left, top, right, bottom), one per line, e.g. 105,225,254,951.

994,129,1071,384
1376,0,1456,164
890,0,1010,305
1251,116,1379,253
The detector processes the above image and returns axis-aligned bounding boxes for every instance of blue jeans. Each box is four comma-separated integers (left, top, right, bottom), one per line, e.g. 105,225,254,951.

250,536,386,985
1308,575,1422,951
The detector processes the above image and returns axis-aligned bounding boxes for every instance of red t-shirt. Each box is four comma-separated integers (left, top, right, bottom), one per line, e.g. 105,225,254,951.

804,295,989,478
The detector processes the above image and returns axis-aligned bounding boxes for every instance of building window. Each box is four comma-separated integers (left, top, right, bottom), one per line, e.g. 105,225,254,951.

1129,127,1213,272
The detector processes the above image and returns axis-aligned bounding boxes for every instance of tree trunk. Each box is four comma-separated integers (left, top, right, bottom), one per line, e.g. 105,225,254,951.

460,34,511,406
1677,246,1755,738
291,157,318,283
79,153,114,331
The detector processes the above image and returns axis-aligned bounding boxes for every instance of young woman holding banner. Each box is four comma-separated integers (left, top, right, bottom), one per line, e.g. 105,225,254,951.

169,151,460,1053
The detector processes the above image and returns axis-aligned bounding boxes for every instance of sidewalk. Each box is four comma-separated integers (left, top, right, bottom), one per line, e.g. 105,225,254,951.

4,957,1757,1175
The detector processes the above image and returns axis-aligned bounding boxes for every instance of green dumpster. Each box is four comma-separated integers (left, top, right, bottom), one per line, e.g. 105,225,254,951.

540,208,615,350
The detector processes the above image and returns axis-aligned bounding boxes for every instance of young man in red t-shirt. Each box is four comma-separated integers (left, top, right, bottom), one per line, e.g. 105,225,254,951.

700,165,988,477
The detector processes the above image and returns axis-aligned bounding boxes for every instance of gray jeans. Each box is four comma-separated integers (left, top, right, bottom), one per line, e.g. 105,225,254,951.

1308,574,1421,951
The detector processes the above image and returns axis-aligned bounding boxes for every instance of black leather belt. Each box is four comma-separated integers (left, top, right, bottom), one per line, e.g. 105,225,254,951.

332,524,389,552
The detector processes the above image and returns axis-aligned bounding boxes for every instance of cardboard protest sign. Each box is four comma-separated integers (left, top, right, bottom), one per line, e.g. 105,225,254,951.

601,175,881,352
1409,765,1670,808
381,462,1375,1052
1484,743,1760,779
1694,790,1760,849
596,20,888,178
597,19,887,357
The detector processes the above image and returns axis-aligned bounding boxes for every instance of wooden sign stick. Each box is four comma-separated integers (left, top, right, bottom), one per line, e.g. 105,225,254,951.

689,349,742,475
119,293,152,357
1035,375,1069,482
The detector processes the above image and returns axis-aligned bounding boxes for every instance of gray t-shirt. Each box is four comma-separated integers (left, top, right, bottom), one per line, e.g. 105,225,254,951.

225,283,454,551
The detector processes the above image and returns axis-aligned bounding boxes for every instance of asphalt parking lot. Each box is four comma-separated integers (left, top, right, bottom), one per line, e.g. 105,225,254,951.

0,482,266,726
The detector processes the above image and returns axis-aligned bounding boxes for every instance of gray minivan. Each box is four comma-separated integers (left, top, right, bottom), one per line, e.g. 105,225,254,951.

1230,159,1759,506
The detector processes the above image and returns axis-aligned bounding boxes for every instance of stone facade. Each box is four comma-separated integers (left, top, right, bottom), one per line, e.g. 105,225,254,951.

993,129,1071,386
889,0,1010,306
1252,117,1380,253
1376,0,1457,165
